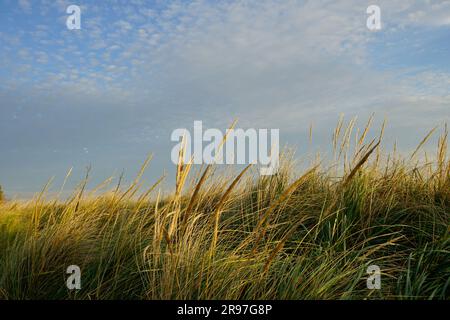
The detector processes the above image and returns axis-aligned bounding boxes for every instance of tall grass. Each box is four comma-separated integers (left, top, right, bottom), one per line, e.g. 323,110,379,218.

0,118,448,300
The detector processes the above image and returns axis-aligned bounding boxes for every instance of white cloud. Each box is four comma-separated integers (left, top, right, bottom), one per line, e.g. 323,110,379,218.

18,0,32,13
392,0,450,27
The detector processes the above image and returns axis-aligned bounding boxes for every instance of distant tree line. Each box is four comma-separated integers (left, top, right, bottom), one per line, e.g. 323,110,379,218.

0,185,4,203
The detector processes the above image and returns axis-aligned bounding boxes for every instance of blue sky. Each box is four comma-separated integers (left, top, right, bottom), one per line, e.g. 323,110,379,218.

0,0,449,197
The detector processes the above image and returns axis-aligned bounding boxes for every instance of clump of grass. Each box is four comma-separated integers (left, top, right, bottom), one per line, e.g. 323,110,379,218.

0,118,448,300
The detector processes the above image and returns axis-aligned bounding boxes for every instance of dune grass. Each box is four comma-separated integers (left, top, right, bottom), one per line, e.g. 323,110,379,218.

0,118,448,300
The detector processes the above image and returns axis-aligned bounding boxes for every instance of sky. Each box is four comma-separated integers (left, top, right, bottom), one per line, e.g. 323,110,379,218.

0,0,449,198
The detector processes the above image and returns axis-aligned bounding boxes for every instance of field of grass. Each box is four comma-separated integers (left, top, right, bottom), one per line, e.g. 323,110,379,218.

0,119,449,300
